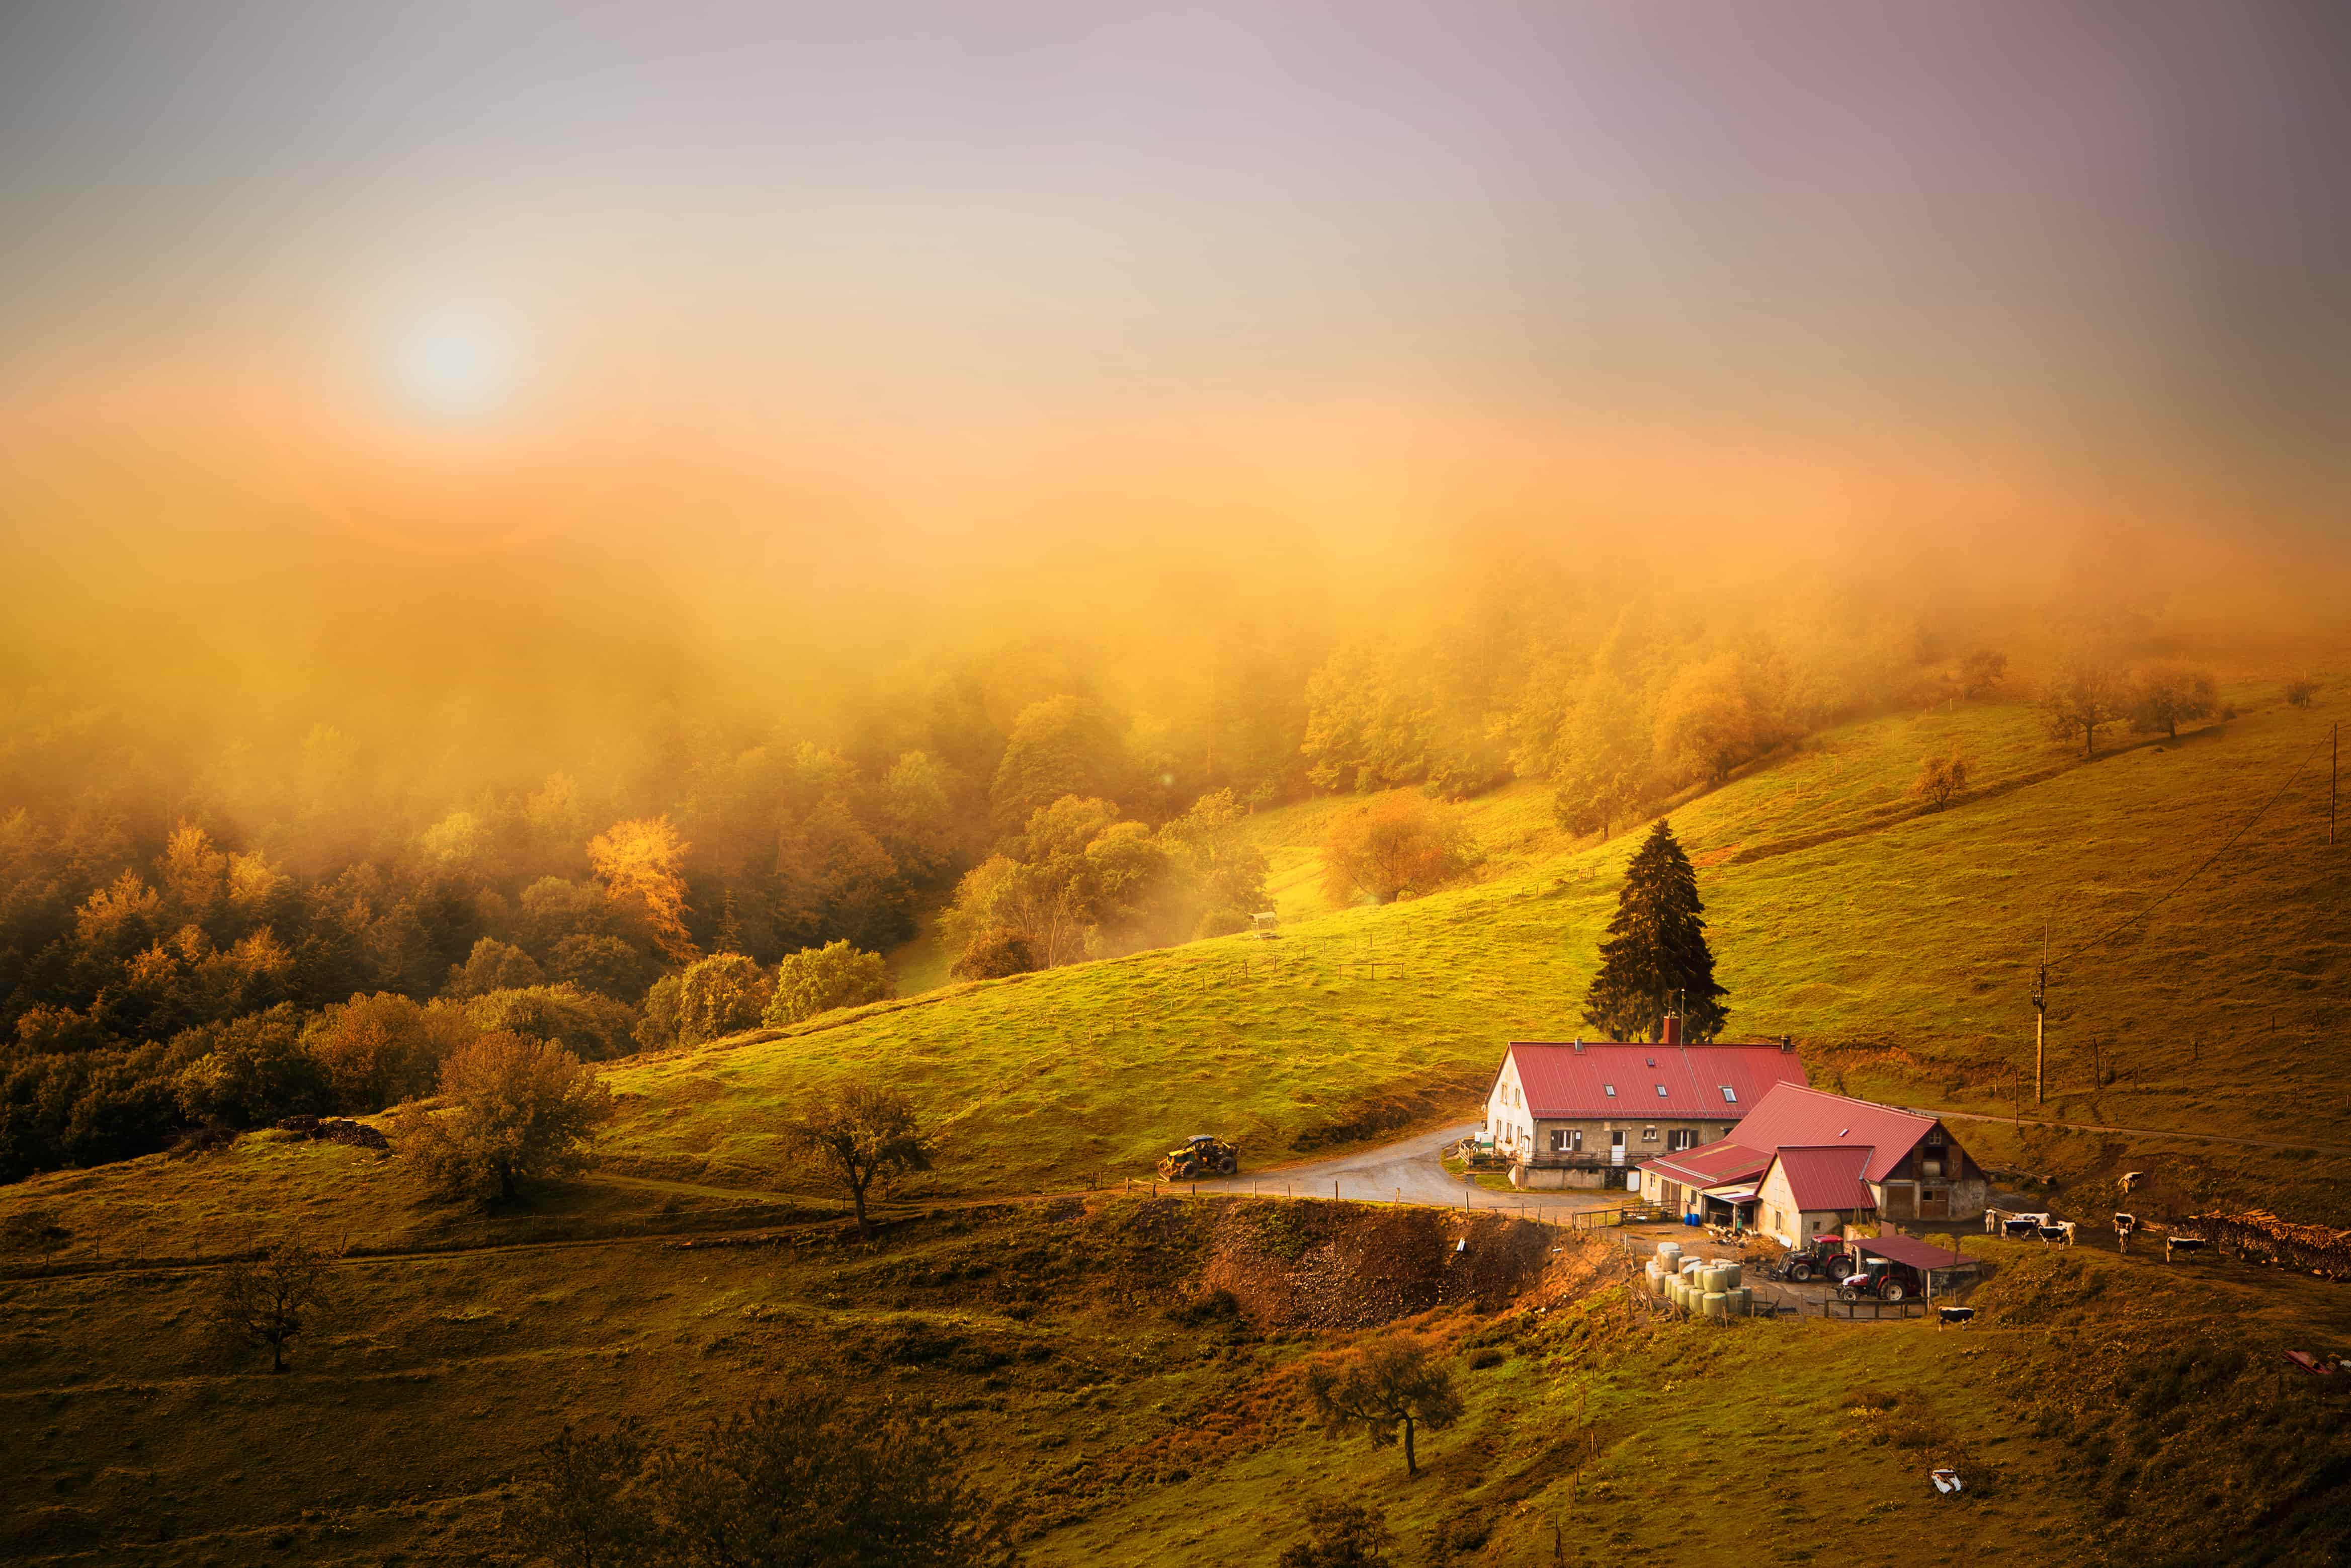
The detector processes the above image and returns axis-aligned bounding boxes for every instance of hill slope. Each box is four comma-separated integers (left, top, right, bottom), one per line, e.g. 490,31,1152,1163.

600,684,2351,1220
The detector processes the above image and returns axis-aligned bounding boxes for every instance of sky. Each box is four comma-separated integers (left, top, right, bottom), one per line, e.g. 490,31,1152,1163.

2,1,2347,659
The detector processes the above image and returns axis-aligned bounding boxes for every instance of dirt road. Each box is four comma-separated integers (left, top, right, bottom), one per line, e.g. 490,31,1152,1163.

1182,1120,1626,1214
1915,1108,2351,1158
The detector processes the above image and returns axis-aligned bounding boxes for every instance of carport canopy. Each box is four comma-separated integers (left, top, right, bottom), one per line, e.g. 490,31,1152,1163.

1856,1234,1970,1271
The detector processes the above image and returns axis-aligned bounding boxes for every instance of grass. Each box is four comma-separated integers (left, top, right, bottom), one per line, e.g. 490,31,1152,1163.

592,680,2351,1222
5,1181,2345,1566
5,677,2351,1565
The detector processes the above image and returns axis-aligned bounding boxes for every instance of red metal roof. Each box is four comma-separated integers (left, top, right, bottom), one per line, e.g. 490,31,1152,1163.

1498,1042,1808,1120
1716,1083,1942,1184
1639,1140,1772,1190
1856,1234,1973,1272
1769,1146,1877,1213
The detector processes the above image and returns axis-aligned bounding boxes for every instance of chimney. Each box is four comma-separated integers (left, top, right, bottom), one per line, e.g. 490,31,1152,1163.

1781,1034,1795,1054
1662,1015,1682,1047
1572,1038,1584,1052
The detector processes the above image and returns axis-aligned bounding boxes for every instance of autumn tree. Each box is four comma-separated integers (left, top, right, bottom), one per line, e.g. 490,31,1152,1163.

787,1080,934,1237
675,953,771,1046
395,1033,615,1202
213,1236,337,1373
1552,671,1650,838
989,696,1130,834
443,937,543,999
1959,649,2008,698
764,940,892,1027
172,1004,330,1129
2041,657,2127,759
1653,653,1781,786
464,983,640,1062
1301,1336,1465,1477
1278,1502,1394,1568
1580,819,1728,1042
2285,677,2318,708
588,816,697,964
1909,753,1969,811
1319,793,1475,906
301,992,478,1110
2128,666,2217,739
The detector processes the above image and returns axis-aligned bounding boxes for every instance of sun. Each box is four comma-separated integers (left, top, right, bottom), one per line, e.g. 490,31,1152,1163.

386,305,519,420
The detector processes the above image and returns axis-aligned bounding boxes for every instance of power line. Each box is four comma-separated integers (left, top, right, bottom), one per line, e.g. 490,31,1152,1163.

2052,731,2331,964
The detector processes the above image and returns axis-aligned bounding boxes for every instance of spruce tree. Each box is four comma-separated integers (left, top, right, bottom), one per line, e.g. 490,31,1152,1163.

1579,819,1728,1042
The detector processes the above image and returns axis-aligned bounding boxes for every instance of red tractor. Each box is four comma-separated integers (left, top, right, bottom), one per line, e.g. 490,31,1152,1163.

1771,1237,1858,1285
1838,1254,1925,1304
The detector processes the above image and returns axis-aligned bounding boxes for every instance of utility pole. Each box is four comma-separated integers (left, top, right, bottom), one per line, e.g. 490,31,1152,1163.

2032,921,2049,1106
2331,722,2337,844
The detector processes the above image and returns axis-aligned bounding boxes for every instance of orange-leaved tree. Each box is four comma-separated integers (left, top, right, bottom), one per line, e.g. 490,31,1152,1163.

587,816,697,964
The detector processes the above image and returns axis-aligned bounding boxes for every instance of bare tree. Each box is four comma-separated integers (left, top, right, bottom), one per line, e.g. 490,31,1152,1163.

2,1207,72,1273
1301,1335,1465,1477
214,1237,338,1373
2040,658,2127,759
788,1081,935,1238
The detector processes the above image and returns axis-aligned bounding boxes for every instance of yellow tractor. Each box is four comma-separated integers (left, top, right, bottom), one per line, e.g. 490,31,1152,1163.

1157,1134,1239,1181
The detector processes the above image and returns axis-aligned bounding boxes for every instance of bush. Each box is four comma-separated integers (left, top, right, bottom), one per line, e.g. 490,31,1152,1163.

949,930,1035,981
1280,1501,1394,1568
1319,794,1476,906
764,940,893,1026
1909,753,1969,811
465,983,639,1062
2286,678,2318,708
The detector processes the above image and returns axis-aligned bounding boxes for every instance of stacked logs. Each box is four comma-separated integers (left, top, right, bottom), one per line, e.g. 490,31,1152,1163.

2181,1210,2351,1281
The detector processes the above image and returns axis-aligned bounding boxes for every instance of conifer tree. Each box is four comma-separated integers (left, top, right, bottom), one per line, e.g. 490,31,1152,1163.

1580,819,1727,1042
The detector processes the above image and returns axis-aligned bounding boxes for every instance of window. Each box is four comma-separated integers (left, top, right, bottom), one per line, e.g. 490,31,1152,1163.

1720,1086,1737,1104
1642,1126,1658,1142
1771,1207,1783,1233
1604,1084,1617,1097
1656,1084,1669,1097
1926,1126,1947,1148
1667,1129,1696,1152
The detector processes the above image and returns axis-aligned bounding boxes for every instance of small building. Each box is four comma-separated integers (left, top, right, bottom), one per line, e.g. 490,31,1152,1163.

1636,1083,1993,1236
1480,1022,1807,1190
1850,1233,1984,1298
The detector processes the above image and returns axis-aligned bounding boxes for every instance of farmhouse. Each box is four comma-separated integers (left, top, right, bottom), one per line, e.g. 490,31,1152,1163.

1480,1022,1808,1190
1635,1083,1992,1234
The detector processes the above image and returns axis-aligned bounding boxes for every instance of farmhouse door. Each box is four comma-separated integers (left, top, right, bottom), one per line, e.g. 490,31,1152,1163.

1918,1187,1949,1219
1610,1130,1626,1165
1885,1183,1915,1218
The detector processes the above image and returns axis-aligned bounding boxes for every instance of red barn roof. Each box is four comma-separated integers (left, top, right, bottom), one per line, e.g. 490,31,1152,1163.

1640,1141,1772,1190
1494,1042,1807,1120
1769,1146,1878,1212
1718,1083,1942,1184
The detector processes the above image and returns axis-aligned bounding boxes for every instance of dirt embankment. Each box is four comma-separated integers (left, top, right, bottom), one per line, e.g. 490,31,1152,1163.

1193,1199,1600,1330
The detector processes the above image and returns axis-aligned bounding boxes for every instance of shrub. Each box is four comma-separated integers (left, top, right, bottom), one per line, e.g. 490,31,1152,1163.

765,940,893,1027
949,930,1035,981
1280,1501,1394,1568
2285,678,2318,708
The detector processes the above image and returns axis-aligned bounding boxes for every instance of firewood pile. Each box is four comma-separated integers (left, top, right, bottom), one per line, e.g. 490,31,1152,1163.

274,1114,393,1156
2179,1210,2351,1280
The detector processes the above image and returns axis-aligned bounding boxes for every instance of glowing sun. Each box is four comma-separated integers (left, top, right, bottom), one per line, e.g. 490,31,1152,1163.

387,305,519,419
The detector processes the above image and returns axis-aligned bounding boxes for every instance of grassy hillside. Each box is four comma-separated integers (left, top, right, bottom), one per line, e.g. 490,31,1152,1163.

595,681,2351,1222
5,1178,2347,1567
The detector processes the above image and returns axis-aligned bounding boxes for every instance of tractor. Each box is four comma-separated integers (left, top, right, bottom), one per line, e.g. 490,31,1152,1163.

1768,1237,1857,1284
1157,1134,1239,1181
1837,1255,1923,1303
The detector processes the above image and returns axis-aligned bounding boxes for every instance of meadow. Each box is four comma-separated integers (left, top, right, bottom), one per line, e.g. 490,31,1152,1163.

595,682,2351,1222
